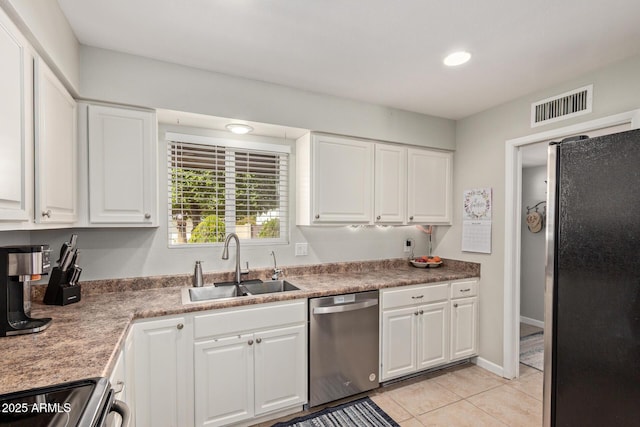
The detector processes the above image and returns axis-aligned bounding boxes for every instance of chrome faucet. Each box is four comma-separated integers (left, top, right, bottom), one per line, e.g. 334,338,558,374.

271,250,282,280
221,233,246,284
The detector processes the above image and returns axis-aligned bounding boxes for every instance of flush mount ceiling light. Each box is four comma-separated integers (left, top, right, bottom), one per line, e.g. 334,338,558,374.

443,51,471,67
225,123,254,134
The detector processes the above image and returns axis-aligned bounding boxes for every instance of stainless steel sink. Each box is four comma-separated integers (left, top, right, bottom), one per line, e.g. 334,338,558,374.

240,280,299,295
182,279,300,304
188,285,241,302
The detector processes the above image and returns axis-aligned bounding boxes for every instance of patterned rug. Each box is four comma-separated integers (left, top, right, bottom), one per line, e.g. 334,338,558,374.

520,331,544,370
272,397,399,427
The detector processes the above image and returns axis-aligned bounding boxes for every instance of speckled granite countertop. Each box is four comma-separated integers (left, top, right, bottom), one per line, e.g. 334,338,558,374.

0,258,479,394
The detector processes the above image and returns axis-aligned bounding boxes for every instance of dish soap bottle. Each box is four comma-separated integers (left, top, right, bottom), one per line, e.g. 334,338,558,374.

193,261,203,287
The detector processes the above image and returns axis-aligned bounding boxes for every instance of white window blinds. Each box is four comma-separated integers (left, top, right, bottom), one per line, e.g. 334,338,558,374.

168,138,289,245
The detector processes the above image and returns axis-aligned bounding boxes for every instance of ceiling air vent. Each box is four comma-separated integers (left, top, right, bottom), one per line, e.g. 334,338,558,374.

531,85,593,127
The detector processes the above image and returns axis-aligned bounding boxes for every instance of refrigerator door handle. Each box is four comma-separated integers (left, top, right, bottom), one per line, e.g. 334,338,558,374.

543,143,559,427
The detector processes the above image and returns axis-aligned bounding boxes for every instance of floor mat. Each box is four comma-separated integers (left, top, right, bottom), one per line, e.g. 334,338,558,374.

272,397,399,427
520,331,544,371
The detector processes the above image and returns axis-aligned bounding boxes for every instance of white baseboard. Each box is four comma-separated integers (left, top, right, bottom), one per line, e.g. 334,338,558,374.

520,316,544,329
472,357,505,378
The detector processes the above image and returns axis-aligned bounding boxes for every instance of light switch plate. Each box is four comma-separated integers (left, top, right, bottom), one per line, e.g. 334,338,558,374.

295,243,308,256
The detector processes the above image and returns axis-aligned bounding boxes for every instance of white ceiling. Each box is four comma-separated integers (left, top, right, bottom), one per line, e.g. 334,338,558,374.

58,0,640,120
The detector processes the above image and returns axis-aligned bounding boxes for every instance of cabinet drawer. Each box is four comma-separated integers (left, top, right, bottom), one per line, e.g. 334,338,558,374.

194,299,306,339
451,280,478,299
382,283,449,309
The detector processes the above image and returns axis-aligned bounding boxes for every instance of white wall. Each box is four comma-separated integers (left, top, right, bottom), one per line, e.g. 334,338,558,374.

25,125,431,281
0,0,80,93
79,46,455,150
520,166,546,323
437,54,640,368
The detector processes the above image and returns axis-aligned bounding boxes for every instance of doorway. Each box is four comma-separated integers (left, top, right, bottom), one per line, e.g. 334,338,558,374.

503,110,640,379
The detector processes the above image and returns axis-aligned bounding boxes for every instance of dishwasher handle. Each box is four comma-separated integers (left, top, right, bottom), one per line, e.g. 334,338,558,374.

312,298,378,315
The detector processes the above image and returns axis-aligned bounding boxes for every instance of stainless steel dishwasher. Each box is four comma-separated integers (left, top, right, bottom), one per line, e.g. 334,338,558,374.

309,290,379,407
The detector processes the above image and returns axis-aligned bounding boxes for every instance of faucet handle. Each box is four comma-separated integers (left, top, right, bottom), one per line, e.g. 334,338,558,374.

241,261,250,276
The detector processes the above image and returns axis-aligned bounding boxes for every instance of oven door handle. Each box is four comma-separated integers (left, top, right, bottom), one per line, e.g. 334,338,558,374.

110,399,131,427
312,299,378,314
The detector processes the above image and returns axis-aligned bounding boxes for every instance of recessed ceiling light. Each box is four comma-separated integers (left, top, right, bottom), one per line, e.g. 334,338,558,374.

443,51,471,67
225,123,254,134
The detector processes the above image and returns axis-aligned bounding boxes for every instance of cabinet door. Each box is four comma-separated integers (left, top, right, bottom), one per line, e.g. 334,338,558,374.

34,58,77,224
88,105,157,225
450,297,479,361
124,328,136,427
407,148,452,224
374,144,406,224
254,324,306,415
0,11,33,223
416,301,449,370
134,317,191,427
107,349,126,427
312,135,373,223
194,334,254,427
381,306,417,381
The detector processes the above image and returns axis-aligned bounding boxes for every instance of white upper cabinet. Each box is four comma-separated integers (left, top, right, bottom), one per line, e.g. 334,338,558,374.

297,133,452,226
0,10,33,225
407,148,452,224
34,58,77,224
374,144,406,224
297,134,373,224
86,105,157,226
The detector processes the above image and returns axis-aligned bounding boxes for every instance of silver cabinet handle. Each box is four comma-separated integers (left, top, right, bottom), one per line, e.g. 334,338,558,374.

460,288,471,292
414,311,419,316
453,303,458,308
42,210,52,218
419,310,424,315
248,339,254,345
144,213,151,219
411,295,424,299
376,215,381,220
315,214,320,219
409,216,414,220
176,323,184,330
256,338,262,344
113,380,125,394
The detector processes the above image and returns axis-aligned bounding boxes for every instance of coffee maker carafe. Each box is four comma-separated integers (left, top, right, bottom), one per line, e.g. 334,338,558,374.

0,245,52,336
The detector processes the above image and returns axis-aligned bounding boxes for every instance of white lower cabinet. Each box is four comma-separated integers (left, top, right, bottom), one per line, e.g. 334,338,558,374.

450,280,479,361
195,334,254,426
380,280,478,382
133,315,193,427
107,328,135,427
107,349,126,427
193,301,307,427
253,324,306,416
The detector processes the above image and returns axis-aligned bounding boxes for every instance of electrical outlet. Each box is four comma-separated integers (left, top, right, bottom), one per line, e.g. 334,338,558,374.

295,243,308,256
404,239,412,253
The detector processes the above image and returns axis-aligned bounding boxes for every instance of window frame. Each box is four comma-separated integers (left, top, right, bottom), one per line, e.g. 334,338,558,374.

166,132,291,248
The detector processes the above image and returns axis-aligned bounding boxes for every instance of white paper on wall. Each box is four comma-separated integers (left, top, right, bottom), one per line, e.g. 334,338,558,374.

462,187,492,253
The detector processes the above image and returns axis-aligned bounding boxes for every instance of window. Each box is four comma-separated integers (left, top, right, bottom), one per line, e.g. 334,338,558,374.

167,133,289,245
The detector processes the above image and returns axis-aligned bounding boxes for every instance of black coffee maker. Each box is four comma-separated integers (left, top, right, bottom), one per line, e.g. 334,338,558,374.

0,245,52,336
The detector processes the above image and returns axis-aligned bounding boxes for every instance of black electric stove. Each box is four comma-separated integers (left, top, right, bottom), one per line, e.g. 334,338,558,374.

0,377,128,427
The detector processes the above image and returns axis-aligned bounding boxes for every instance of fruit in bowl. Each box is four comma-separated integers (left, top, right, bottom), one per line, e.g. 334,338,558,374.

412,255,442,263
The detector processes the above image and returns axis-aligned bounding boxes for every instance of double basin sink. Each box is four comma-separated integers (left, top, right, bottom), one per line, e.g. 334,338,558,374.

186,279,300,303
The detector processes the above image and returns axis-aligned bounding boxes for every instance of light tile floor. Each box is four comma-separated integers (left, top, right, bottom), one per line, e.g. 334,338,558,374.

259,363,543,426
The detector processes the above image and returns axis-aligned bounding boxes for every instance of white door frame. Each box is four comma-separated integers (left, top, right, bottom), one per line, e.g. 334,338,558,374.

503,109,640,379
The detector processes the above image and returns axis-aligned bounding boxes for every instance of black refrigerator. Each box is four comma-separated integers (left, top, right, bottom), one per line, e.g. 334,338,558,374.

544,129,640,426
